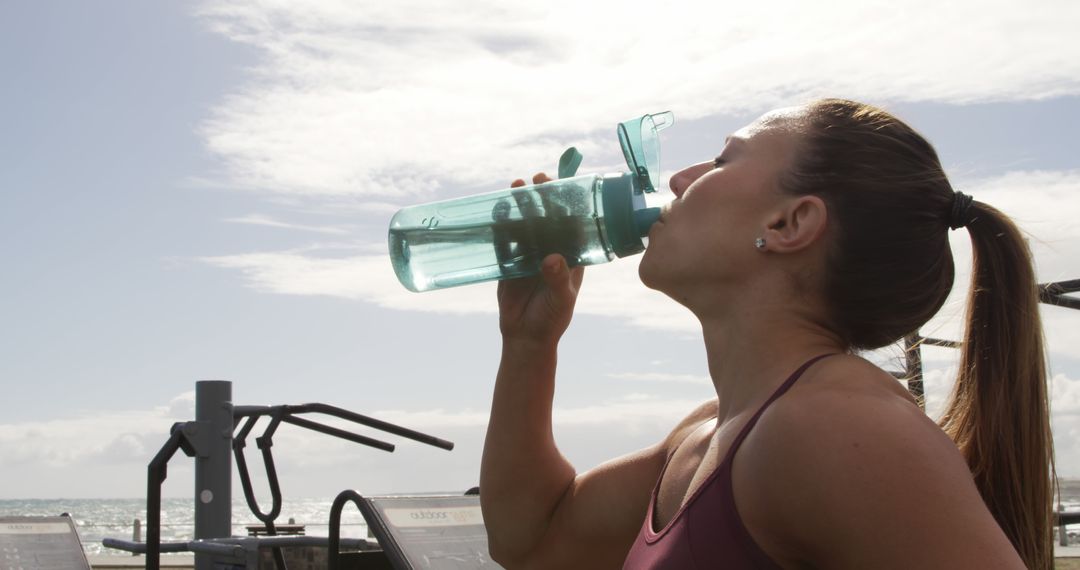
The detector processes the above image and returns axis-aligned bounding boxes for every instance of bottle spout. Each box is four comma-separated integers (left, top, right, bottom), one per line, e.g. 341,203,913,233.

634,207,661,237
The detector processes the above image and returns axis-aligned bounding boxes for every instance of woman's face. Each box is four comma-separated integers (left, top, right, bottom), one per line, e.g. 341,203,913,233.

639,109,804,302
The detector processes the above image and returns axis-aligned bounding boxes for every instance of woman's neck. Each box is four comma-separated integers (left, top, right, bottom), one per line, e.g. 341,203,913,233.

697,300,844,424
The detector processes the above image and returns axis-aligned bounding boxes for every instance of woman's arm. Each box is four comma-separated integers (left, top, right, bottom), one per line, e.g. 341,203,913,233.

481,333,576,564
482,326,716,568
480,172,584,565
480,175,714,567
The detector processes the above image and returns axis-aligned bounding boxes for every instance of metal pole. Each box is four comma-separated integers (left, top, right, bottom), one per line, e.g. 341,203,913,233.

194,380,233,570
904,334,925,411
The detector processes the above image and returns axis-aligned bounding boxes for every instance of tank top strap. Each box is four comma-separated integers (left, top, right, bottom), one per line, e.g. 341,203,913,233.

722,353,836,463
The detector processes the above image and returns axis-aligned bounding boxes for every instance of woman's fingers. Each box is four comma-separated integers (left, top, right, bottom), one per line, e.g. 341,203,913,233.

511,173,551,188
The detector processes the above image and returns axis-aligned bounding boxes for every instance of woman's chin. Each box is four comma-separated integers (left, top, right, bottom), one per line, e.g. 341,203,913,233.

637,255,665,292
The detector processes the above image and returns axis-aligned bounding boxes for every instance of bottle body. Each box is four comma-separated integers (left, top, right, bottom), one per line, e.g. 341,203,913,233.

389,174,616,292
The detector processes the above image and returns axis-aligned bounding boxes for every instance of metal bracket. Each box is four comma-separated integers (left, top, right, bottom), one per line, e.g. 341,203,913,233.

172,421,216,458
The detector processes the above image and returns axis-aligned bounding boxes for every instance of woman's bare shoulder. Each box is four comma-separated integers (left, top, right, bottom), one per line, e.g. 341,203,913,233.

750,354,968,494
736,354,1023,568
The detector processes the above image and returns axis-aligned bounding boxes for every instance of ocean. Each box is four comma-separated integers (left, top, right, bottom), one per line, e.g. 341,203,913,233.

0,497,369,556
4,482,1080,556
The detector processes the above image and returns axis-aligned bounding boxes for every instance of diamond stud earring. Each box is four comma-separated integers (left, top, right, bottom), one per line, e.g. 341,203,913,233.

754,237,766,250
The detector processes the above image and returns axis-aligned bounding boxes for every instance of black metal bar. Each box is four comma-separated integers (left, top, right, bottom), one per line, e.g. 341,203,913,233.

1039,280,1080,311
920,336,963,349
232,420,288,570
262,408,286,441
233,441,263,517
1041,279,1080,296
182,540,246,557
1042,293,1080,311
233,405,276,418
255,437,284,523
287,403,455,450
256,412,288,570
235,414,262,442
234,402,453,450
328,490,365,570
1056,511,1080,526
101,538,190,554
233,417,286,524
147,428,187,570
233,416,289,570
281,415,396,452
233,417,267,525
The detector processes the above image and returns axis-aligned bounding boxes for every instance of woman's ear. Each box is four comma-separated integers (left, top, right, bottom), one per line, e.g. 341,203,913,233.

760,195,828,253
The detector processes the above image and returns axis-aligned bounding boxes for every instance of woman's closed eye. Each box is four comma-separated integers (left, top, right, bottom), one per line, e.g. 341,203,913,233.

712,156,727,169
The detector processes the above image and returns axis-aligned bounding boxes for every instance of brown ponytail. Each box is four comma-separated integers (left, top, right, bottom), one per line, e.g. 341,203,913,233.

938,201,1055,570
784,99,1055,569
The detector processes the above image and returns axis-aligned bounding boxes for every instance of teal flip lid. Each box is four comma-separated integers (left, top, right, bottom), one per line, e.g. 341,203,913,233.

617,111,674,194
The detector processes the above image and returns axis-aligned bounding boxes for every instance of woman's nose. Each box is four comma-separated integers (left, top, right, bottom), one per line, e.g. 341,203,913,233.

669,173,684,198
669,168,692,198
669,162,708,198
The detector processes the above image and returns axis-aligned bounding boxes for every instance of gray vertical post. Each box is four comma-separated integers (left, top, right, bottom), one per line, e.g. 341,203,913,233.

194,380,233,570
1060,501,1069,547
904,334,925,411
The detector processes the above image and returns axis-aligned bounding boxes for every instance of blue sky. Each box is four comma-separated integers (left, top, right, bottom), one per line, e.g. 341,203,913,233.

2,0,1080,500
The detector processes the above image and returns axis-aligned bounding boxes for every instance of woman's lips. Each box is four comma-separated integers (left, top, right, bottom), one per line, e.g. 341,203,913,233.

658,204,673,224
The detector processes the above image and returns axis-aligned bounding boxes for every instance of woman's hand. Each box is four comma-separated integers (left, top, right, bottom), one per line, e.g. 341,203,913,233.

497,173,585,345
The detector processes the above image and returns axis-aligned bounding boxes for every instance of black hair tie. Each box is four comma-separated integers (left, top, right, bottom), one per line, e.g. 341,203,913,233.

949,191,974,230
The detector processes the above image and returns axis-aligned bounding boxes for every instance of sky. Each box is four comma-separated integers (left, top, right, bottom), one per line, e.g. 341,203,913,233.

1,0,1079,505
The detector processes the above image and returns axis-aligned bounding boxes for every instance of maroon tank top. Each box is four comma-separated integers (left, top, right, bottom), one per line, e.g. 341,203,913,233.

622,355,833,569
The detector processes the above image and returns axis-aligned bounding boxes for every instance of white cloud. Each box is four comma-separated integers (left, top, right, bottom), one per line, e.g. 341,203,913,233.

168,391,197,419
194,0,1080,199
0,410,177,468
350,395,703,430
0,392,203,471
607,371,711,385
223,214,352,235
197,249,497,314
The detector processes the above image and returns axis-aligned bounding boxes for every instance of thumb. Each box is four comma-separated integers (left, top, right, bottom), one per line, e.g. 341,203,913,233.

541,255,576,303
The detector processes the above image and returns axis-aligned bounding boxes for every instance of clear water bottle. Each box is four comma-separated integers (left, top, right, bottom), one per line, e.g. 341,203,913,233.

389,112,673,292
